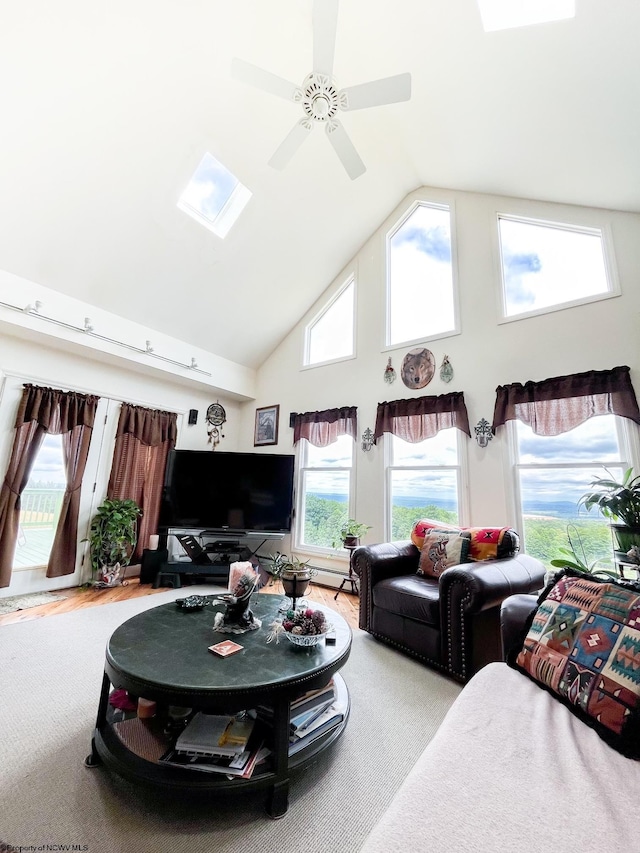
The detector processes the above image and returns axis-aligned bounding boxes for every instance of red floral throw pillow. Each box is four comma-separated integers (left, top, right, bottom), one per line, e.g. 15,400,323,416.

508,569,640,757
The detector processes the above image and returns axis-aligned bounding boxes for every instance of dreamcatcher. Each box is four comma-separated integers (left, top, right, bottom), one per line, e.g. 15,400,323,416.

206,402,227,449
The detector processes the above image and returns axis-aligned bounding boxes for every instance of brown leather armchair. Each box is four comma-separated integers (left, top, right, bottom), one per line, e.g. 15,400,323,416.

353,541,545,682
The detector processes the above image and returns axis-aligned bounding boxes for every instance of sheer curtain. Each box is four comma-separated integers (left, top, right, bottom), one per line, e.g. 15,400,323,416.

374,392,471,443
0,385,99,587
107,403,177,561
491,366,640,436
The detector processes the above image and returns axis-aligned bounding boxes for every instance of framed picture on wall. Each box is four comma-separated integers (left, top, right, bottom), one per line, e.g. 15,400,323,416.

254,404,279,446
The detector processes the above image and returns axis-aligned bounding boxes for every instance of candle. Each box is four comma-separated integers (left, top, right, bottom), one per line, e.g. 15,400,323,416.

148,534,159,551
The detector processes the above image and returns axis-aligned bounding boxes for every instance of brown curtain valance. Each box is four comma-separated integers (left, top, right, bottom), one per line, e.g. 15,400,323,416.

491,366,640,437
114,403,178,446
293,407,358,447
16,384,99,432
374,392,471,444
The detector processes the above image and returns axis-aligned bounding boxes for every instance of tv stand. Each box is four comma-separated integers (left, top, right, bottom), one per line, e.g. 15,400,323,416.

152,528,276,588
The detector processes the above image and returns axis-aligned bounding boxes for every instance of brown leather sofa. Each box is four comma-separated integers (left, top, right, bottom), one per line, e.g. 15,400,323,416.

353,541,545,682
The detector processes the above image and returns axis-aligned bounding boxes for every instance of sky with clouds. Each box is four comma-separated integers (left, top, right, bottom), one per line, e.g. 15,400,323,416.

180,152,239,222
388,205,455,344
500,217,609,315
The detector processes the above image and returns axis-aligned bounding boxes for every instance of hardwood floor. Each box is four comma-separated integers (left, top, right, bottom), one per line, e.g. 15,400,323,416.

0,578,361,630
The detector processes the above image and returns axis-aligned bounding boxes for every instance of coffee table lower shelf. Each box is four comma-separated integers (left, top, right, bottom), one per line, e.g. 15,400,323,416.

89,674,349,817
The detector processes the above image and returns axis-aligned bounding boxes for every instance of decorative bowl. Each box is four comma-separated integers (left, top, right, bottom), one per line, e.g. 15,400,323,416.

284,628,333,647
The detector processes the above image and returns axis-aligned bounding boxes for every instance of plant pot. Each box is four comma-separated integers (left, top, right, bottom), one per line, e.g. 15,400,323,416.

342,535,360,549
611,524,640,555
281,570,311,600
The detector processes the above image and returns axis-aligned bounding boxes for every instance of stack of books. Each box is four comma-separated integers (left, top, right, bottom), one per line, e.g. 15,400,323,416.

288,677,347,755
160,713,266,778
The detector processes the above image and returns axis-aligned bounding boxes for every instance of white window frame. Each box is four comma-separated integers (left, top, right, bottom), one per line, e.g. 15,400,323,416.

294,437,355,556
302,274,357,370
384,429,469,541
504,416,640,555
494,212,620,324
384,199,461,352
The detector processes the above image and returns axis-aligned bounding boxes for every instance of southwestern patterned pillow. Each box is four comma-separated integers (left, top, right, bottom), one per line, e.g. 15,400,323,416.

509,569,640,757
418,529,471,578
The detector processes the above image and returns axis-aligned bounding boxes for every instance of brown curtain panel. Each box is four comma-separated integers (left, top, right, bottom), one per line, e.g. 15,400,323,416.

374,392,471,443
293,406,358,447
0,385,99,588
491,366,640,436
107,404,177,561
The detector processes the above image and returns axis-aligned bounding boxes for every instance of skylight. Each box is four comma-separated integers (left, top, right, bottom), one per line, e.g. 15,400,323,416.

478,0,575,32
178,152,251,238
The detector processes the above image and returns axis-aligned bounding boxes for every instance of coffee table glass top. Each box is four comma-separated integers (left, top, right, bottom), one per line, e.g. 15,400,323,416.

106,594,351,695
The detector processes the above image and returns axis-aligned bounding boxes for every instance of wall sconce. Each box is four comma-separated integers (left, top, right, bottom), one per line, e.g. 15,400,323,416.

474,418,493,448
361,427,375,452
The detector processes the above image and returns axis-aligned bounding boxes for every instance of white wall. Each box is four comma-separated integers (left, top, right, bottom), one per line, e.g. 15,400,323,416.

0,331,242,597
238,185,640,572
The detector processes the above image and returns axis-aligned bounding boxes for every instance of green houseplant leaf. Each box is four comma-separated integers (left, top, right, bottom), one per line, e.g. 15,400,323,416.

85,498,142,576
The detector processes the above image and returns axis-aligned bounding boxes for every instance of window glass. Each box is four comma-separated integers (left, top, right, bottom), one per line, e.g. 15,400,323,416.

298,435,353,550
305,279,355,366
13,434,66,570
387,203,456,346
478,0,575,32
388,430,460,539
499,216,611,318
178,152,251,238
513,416,624,570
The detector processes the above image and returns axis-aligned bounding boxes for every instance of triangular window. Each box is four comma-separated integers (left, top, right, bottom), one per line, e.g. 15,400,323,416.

304,278,355,367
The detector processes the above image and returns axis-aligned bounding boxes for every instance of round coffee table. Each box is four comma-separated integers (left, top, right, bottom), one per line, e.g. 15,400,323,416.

86,594,351,817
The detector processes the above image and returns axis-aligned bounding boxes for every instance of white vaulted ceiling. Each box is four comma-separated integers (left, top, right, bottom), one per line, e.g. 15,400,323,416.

0,1,638,369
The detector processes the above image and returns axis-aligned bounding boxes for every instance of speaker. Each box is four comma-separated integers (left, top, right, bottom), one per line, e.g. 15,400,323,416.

188,409,198,425
140,548,169,584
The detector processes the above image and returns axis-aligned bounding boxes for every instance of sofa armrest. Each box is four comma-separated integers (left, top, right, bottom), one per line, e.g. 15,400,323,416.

352,541,420,632
500,593,539,660
438,553,545,680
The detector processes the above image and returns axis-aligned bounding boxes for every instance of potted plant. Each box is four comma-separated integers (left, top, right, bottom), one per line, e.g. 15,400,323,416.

549,524,618,581
579,467,640,563
333,519,371,549
86,498,142,587
262,552,316,601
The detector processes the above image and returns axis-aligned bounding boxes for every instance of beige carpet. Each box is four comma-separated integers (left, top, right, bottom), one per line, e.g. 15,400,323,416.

0,586,460,853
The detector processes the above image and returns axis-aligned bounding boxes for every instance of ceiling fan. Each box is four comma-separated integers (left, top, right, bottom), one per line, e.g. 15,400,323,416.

231,0,411,180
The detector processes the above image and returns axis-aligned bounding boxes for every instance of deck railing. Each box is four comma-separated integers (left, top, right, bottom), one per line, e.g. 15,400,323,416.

19,487,65,529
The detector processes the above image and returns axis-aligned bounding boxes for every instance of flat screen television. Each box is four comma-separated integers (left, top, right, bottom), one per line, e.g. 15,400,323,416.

160,449,295,534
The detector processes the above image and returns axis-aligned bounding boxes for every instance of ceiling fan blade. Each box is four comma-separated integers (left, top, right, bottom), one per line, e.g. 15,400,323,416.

313,0,339,76
340,72,412,111
231,58,299,102
325,120,366,180
268,121,313,170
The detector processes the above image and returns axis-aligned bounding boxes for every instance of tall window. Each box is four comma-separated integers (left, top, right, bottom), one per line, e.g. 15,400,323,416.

497,214,617,320
386,201,457,347
493,366,640,571
293,407,358,552
13,434,66,570
297,435,354,550
388,429,463,539
304,277,355,367
511,416,629,571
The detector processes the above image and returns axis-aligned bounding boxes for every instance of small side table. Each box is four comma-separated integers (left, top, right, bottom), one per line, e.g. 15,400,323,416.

334,545,359,600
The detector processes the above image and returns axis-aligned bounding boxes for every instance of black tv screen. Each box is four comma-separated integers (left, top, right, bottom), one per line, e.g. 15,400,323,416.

160,450,295,534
